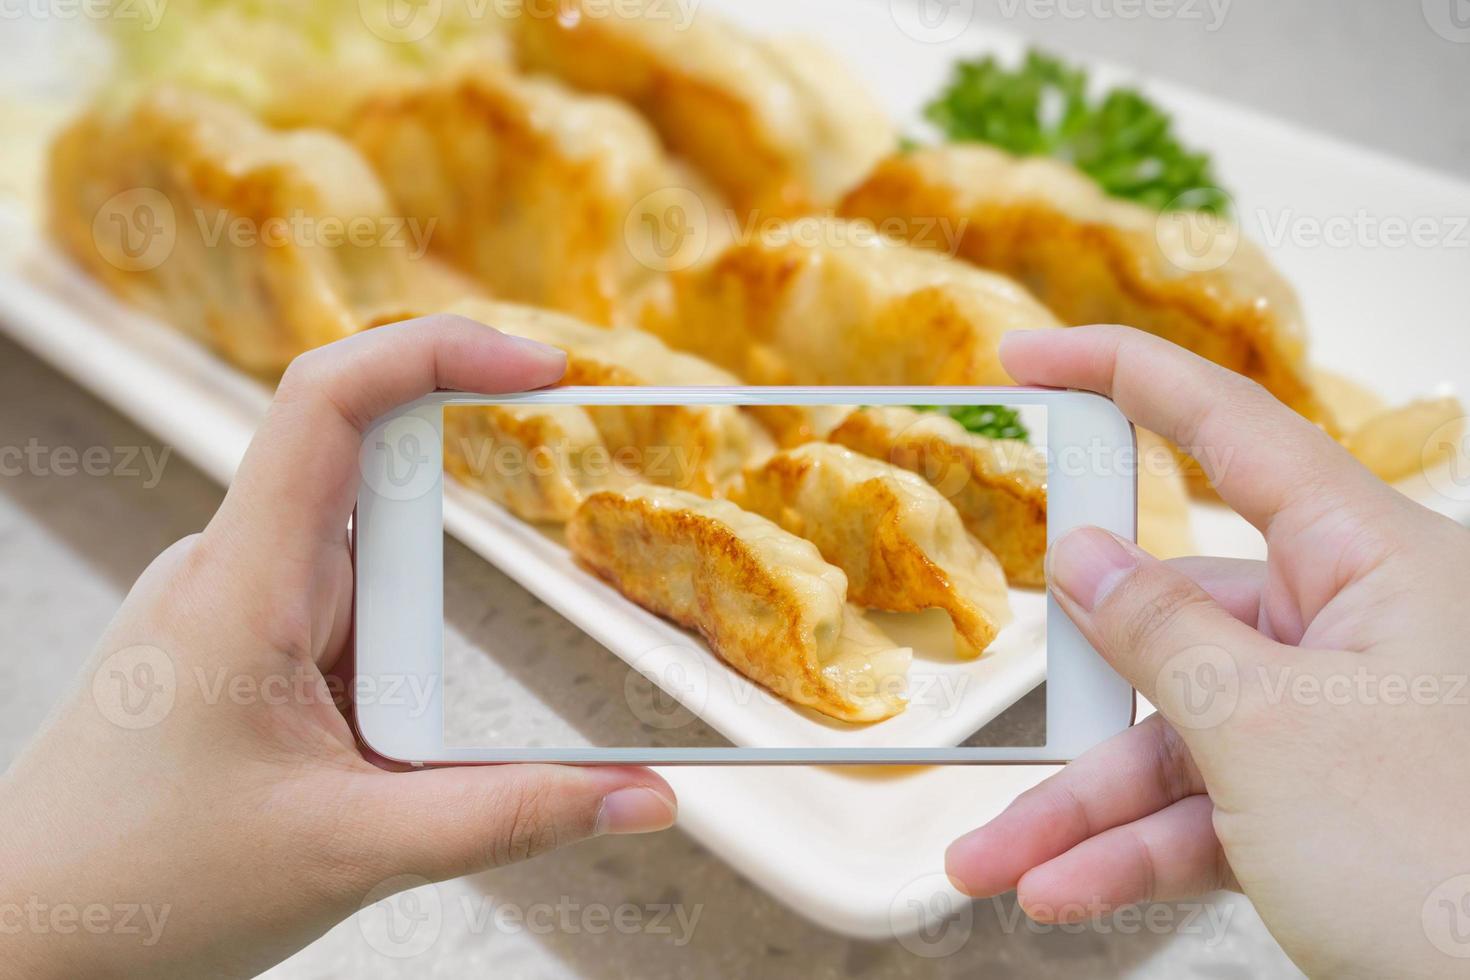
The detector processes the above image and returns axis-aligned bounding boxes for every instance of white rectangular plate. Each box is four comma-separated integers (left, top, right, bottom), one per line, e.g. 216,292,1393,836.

443,480,1049,751
4,0,1470,939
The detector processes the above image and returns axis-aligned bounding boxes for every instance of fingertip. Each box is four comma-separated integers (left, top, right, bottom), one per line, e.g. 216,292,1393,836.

1048,526,1144,613
584,765,677,835
997,329,1050,381
943,836,977,897
427,314,569,392
592,765,676,803
594,786,677,836
1014,868,1053,919
501,332,570,375
944,828,1003,899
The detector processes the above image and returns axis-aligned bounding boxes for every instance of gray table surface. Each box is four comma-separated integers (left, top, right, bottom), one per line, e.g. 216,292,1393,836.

4,1,1466,976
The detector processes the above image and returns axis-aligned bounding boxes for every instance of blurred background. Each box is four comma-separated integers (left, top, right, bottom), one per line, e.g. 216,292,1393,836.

985,0,1470,179
3,1,1468,976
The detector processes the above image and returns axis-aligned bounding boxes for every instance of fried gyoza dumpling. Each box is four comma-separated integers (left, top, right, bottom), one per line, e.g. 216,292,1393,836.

731,444,1012,659
829,407,1048,588
840,145,1336,430
567,485,911,722
632,217,1062,393
444,403,616,523
512,0,893,213
451,300,771,495
348,64,724,324
1313,371,1466,485
47,88,471,375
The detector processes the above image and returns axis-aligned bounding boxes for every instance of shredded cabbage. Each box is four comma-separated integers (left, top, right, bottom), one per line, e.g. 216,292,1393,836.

102,0,509,122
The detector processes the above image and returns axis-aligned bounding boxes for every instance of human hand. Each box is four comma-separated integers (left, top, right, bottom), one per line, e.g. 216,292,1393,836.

0,316,677,979
945,326,1470,978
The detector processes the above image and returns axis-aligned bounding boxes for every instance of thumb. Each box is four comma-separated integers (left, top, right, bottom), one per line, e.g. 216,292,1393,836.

355,764,676,884
1048,527,1275,754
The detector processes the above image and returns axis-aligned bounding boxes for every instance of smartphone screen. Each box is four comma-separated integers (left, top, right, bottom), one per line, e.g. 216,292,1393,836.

434,401,1049,753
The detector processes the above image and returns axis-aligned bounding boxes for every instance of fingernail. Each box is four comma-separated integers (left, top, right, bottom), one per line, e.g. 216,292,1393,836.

505,333,568,364
997,328,1048,363
940,828,999,899
943,829,990,898
595,787,676,836
1048,527,1140,612
997,329,1038,352
944,846,976,897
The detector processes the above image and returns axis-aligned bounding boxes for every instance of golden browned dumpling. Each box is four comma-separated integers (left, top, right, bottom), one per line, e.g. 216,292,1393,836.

47,88,471,376
828,407,1049,588
512,0,894,214
451,300,771,495
632,217,1062,389
567,485,911,723
841,144,1335,430
444,403,615,523
1312,371,1466,484
731,444,1012,659
348,64,722,325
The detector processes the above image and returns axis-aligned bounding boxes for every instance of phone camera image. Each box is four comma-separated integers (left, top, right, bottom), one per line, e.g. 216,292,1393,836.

437,401,1049,754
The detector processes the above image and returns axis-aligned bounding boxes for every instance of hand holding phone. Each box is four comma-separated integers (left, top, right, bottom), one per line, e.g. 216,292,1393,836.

0,316,677,978
948,327,1470,978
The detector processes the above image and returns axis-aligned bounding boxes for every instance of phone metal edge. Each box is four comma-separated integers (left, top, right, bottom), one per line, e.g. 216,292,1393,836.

353,386,1139,766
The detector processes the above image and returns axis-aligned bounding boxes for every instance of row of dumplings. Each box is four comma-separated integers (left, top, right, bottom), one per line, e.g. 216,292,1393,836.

440,299,1046,722
47,0,1456,715
38,0,1170,722
78,0,1461,480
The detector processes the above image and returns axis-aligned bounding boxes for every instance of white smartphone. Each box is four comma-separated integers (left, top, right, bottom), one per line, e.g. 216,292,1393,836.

353,388,1136,765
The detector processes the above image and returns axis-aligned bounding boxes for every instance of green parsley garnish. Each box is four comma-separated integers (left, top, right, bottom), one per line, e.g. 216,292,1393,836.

923,49,1231,216
911,405,1029,442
